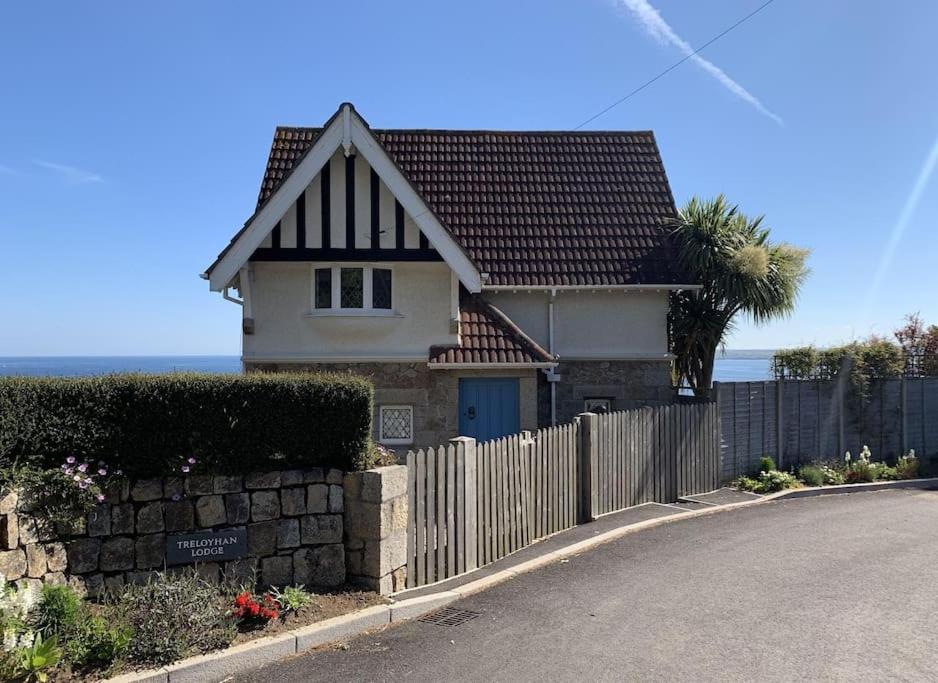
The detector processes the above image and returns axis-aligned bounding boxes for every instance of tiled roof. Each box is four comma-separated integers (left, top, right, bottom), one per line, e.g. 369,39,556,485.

428,297,555,366
258,125,687,287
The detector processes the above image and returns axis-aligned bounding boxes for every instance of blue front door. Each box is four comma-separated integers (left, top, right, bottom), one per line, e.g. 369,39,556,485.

458,377,520,442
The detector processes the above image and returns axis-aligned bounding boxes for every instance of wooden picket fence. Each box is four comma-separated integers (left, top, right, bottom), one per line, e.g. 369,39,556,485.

405,402,720,590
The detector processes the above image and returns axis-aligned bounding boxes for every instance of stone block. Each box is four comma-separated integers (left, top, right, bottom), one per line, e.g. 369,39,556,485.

100,537,135,572
360,465,408,503
54,515,85,538
111,504,134,535
303,468,325,483
281,470,304,487
164,500,195,532
103,573,125,594
293,544,344,587
248,521,278,556
300,515,343,545
196,495,227,528
0,514,18,549
131,479,163,501
195,561,220,584
382,496,409,536
345,500,381,541
346,548,363,576
66,538,100,574
87,504,111,537
164,477,185,501
44,572,66,587
18,516,40,544
126,570,157,586
135,534,165,569
326,469,344,485
83,573,105,598
225,493,250,525
250,491,279,521
0,491,18,515
260,555,293,587
277,519,300,549
0,549,27,580
25,544,47,578
103,479,130,504
185,475,214,496
213,475,243,494
343,471,362,499
246,471,281,490
328,485,344,513
307,484,328,513
137,502,165,534
16,577,43,596
280,488,306,516
224,558,258,584
45,543,67,572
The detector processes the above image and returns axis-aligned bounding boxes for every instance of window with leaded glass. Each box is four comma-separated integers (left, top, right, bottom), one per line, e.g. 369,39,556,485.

372,268,392,309
314,268,332,309
340,268,364,308
379,405,413,445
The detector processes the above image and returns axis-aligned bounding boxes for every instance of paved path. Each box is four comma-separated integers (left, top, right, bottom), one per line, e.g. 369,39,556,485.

236,490,938,682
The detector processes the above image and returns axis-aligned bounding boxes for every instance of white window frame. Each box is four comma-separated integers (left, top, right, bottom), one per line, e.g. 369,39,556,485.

378,404,414,446
308,263,396,316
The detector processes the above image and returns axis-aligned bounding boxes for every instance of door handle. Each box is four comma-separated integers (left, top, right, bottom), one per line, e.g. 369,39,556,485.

468,406,476,420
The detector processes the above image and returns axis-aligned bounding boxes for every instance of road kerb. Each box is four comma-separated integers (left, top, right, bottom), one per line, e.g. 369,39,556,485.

294,604,391,651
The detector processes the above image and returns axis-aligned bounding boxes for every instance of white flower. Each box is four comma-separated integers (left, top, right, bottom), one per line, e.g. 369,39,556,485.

2,627,17,653
844,451,851,463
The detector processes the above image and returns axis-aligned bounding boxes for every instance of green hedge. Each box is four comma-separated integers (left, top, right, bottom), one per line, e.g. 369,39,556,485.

0,373,374,478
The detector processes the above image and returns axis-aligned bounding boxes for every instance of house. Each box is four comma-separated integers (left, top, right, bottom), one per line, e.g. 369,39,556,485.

204,103,697,450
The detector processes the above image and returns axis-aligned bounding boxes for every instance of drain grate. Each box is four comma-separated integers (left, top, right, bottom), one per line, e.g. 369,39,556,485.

418,606,481,627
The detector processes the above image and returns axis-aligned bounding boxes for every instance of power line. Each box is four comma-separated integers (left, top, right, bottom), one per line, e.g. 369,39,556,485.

573,0,777,130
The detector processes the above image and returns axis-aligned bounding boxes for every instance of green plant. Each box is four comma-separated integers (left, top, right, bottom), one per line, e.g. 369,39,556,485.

35,584,129,667
0,372,375,477
13,634,61,682
731,475,761,492
819,465,845,486
668,195,809,397
798,464,825,487
771,347,818,380
732,469,799,493
116,569,235,666
270,585,314,613
758,456,776,474
34,585,80,638
895,450,920,479
843,446,878,483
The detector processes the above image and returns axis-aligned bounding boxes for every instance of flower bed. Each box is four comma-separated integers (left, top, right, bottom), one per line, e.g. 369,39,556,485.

732,448,921,494
0,567,384,681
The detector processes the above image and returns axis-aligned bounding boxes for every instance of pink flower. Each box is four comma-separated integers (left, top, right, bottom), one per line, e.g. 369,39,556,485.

181,465,191,473
79,482,88,490
96,494,105,502
98,468,107,476
64,467,73,476
172,494,182,502
66,456,76,464
84,477,92,485
77,463,88,473
187,457,197,465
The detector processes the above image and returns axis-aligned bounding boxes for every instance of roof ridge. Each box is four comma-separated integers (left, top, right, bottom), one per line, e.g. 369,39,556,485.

274,126,656,136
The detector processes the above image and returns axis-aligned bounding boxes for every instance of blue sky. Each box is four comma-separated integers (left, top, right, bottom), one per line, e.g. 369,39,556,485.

1,0,936,355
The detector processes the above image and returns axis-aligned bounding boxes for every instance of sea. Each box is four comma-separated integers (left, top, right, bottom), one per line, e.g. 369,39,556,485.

0,350,776,382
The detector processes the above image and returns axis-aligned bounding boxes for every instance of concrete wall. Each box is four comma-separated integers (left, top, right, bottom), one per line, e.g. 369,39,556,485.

0,469,348,597
245,261,456,361
245,362,538,451
486,290,670,358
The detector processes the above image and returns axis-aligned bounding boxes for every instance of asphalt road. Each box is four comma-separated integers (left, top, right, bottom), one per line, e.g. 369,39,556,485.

237,490,938,682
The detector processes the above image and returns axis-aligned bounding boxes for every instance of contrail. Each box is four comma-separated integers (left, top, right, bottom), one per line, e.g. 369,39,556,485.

616,0,783,125
863,132,938,316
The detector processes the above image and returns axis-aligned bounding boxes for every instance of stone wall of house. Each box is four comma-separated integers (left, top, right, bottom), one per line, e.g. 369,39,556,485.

0,469,347,597
343,465,409,594
552,360,675,425
246,362,538,451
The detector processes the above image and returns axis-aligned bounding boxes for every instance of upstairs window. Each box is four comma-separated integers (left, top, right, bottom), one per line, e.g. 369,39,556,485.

311,265,393,313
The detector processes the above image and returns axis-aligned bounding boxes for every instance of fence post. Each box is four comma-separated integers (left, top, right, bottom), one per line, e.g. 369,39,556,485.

900,377,908,455
577,412,599,523
449,436,478,573
777,379,785,470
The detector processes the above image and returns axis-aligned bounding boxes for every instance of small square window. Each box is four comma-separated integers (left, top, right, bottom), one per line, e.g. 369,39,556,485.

372,268,392,309
584,398,613,414
314,268,332,309
380,405,413,445
340,268,363,308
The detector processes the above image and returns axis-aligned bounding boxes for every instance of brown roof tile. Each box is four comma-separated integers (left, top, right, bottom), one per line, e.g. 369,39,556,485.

428,296,555,366
257,125,687,287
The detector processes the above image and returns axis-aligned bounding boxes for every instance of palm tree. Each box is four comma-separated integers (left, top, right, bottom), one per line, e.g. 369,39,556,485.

670,195,809,398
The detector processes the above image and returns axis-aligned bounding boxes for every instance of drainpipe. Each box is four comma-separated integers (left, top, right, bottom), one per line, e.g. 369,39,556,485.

544,288,559,426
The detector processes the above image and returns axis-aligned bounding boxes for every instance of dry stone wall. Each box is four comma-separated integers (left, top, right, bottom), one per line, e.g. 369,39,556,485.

0,468,347,597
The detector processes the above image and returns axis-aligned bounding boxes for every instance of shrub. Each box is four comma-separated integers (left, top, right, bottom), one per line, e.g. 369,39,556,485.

758,456,776,474
0,458,115,527
798,464,825,487
733,470,799,493
0,373,374,477
34,586,80,639
36,585,129,668
115,570,236,666
732,476,761,492
895,450,920,480
820,465,845,485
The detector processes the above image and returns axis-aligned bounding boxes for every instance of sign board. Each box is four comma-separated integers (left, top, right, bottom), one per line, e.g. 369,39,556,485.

166,528,247,566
